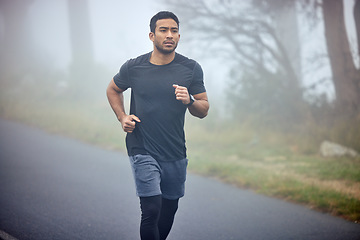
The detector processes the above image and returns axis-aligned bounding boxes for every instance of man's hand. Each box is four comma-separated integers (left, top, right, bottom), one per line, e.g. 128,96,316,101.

173,84,190,105
173,84,209,119
120,114,141,133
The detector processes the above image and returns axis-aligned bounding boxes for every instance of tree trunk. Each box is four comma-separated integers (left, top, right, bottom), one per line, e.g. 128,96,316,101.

322,0,360,117
274,0,302,82
354,0,360,97
67,0,94,68
354,0,360,57
0,0,34,79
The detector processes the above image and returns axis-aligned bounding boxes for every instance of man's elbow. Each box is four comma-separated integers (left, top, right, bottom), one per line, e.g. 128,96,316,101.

198,114,206,119
199,112,208,119
196,105,209,119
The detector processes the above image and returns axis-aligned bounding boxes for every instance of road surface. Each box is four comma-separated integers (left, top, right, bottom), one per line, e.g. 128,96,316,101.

0,119,359,240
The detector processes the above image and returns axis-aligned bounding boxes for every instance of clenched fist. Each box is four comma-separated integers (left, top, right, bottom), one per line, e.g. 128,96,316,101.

120,114,140,133
173,84,191,105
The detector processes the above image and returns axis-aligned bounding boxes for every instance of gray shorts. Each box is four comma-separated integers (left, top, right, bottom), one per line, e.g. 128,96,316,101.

129,154,188,200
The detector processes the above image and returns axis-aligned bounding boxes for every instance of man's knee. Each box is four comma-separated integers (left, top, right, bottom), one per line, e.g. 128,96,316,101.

140,195,162,222
161,198,179,215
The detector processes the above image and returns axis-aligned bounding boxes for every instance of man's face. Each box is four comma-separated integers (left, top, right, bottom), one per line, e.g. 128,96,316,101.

150,18,180,54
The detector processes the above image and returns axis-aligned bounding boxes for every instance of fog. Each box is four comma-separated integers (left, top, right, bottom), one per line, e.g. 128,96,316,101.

0,0,232,114
0,0,358,125
1,0,359,227
27,0,156,70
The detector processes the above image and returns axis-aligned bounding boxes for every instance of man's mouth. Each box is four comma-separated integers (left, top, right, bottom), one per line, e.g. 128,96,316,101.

164,41,174,46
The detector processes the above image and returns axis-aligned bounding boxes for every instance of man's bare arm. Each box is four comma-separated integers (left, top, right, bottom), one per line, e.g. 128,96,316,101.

173,85,209,119
188,92,209,119
106,79,140,133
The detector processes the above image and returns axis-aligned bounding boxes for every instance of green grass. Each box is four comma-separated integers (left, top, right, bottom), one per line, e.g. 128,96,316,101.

187,152,360,221
292,156,360,181
185,116,360,222
1,96,359,222
0,96,126,151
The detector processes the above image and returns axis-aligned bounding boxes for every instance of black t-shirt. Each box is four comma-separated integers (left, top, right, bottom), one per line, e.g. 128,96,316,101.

113,52,206,162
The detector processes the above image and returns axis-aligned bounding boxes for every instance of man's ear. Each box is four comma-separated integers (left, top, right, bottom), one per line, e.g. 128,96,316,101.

149,32,154,42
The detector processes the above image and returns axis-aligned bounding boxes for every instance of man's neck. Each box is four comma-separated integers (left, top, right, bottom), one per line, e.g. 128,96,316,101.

150,50,175,65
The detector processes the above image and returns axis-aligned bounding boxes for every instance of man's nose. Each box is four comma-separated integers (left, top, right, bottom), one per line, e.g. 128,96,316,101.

166,30,173,38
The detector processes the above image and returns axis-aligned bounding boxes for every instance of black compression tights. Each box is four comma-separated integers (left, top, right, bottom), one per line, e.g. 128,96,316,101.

139,195,179,240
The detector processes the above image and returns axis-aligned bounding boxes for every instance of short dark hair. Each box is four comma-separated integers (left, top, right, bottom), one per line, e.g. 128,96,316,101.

150,11,179,33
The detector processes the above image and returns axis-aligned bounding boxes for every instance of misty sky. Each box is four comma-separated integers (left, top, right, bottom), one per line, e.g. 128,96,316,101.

24,0,224,105
27,0,160,70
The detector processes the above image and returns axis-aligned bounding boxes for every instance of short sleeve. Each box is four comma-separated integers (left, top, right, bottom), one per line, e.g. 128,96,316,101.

189,62,206,95
113,61,130,91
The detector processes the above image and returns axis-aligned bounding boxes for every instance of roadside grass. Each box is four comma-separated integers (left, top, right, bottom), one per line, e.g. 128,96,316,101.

185,117,360,222
1,97,359,222
0,96,126,151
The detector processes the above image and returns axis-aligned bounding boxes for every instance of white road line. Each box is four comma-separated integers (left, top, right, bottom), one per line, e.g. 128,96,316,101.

0,230,19,240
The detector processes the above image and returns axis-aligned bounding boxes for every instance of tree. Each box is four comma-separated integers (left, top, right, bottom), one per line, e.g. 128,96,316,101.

0,0,34,84
67,0,94,68
322,0,360,117
163,0,305,125
67,0,99,99
355,0,360,56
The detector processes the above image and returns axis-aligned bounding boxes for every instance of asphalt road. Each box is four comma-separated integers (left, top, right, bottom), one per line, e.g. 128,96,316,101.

0,119,359,240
